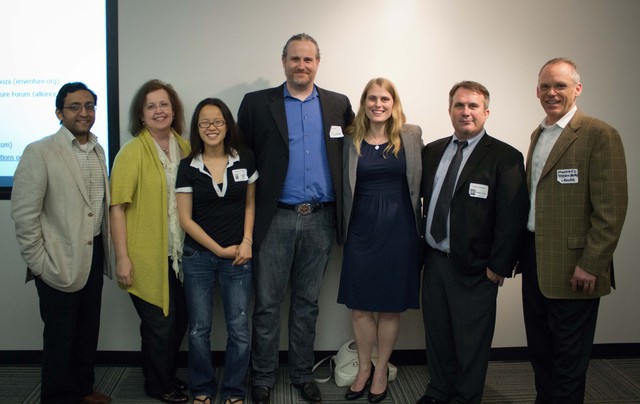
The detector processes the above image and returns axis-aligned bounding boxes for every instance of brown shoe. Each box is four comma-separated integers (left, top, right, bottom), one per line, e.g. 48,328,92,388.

81,390,112,404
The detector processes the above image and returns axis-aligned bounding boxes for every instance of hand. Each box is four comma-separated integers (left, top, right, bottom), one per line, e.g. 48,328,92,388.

486,267,505,286
116,256,134,286
216,245,238,259
233,242,252,266
571,265,596,294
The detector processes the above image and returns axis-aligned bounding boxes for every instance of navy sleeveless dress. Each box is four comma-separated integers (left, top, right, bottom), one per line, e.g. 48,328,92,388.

338,141,421,312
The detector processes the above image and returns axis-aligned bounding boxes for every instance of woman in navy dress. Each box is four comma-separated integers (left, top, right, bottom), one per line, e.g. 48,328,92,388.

338,78,423,403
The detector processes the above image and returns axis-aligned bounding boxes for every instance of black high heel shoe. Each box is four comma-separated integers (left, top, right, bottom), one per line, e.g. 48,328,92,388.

367,366,389,403
345,364,375,401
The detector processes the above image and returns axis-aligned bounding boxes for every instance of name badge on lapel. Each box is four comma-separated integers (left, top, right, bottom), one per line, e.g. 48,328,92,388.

557,169,578,184
469,183,488,199
329,125,344,138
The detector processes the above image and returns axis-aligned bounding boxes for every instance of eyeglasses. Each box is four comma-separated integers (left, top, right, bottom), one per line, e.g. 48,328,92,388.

145,102,171,112
63,103,96,112
198,120,226,128
538,83,575,93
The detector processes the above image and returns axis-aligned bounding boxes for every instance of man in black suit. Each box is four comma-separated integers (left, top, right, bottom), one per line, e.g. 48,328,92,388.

417,81,528,404
237,33,354,404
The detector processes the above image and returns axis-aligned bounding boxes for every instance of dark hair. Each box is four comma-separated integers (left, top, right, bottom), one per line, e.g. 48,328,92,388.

188,98,243,158
55,82,97,111
448,80,490,109
282,33,320,60
128,79,185,136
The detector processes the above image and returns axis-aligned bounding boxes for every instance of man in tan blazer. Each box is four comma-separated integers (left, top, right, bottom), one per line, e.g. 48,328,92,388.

11,82,113,404
521,58,628,404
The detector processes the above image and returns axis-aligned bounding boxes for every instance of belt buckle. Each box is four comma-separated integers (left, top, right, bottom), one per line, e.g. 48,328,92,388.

295,203,313,215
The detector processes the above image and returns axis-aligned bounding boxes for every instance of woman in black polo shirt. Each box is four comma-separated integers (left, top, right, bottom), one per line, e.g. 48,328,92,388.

176,98,258,404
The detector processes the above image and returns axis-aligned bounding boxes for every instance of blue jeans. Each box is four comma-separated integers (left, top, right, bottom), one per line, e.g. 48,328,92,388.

251,205,335,386
182,246,252,400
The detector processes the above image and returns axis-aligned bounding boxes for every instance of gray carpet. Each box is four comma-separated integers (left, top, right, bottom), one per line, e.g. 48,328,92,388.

2,359,640,403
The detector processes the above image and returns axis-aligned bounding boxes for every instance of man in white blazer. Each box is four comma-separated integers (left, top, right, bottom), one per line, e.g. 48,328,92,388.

11,82,113,404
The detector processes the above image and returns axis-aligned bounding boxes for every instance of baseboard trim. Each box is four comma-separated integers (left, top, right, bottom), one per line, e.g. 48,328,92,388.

2,343,639,366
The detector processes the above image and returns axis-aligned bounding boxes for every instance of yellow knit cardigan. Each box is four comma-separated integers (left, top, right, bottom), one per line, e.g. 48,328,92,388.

110,129,190,315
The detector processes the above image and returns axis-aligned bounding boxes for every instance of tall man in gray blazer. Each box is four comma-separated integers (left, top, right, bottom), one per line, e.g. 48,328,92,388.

521,58,628,403
418,81,529,404
11,82,113,404
237,34,354,404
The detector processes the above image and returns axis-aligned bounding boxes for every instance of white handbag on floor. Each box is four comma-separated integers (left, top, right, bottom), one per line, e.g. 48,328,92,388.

313,339,398,387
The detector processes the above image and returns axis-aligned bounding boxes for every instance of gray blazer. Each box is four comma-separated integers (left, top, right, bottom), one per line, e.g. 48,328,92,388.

11,127,113,292
343,124,424,241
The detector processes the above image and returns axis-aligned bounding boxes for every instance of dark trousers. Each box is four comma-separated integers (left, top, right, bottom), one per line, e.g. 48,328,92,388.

130,260,187,396
522,232,600,404
421,247,499,404
35,234,104,404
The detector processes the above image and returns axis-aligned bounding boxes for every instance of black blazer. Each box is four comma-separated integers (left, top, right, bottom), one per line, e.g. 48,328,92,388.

421,133,529,277
237,84,355,247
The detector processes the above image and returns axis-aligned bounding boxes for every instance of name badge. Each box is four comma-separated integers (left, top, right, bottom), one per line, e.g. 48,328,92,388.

557,169,578,184
232,169,248,182
469,183,488,199
329,125,344,138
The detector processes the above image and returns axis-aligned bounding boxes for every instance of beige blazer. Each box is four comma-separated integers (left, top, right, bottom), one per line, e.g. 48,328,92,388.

11,127,113,292
343,124,424,241
527,110,627,298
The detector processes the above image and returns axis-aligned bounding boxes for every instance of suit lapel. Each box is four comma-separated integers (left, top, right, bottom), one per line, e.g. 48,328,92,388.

423,137,450,204
540,114,581,179
267,85,289,146
54,129,91,206
347,139,358,198
455,134,492,196
401,131,415,189
318,87,338,143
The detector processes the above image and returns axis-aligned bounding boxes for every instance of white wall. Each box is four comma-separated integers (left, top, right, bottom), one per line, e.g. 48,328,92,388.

1,0,639,352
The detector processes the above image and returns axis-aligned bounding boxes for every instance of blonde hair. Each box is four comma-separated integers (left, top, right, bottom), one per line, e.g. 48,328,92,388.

346,78,406,157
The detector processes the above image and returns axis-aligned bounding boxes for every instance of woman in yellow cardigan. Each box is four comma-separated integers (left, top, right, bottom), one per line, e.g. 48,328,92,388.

110,79,190,403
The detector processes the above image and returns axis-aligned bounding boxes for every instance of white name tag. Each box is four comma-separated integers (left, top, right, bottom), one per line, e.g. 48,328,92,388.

329,125,344,138
232,169,248,182
557,169,578,184
469,183,489,199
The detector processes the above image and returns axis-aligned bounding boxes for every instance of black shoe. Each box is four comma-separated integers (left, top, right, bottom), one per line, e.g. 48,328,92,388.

346,386,366,401
171,377,188,391
292,381,322,403
368,388,387,403
416,393,447,404
147,390,188,403
251,385,271,404
346,364,375,401
368,366,388,403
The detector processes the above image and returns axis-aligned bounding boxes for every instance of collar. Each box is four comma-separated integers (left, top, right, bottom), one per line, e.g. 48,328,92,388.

540,105,577,130
451,129,485,148
189,150,239,175
63,126,98,151
283,82,318,101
